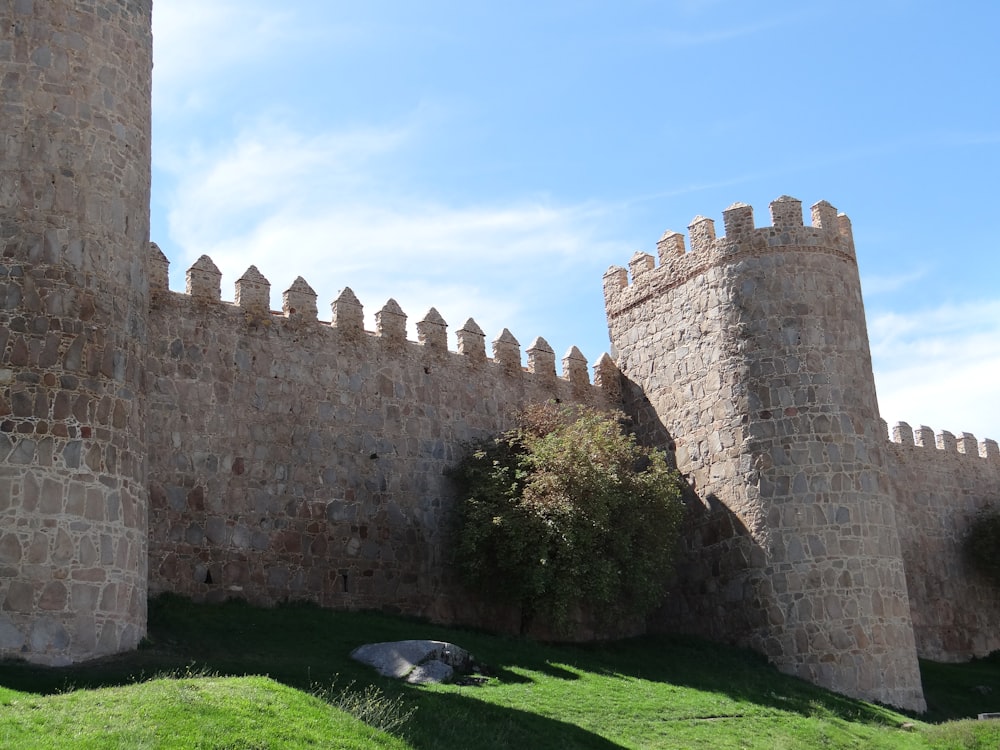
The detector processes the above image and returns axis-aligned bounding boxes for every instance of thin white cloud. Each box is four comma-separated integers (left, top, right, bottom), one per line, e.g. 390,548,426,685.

152,2,363,115
860,266,929,296
153,3,293,81
157,119,627,348
164,119,408,219
870,301,1000,440
624,174,769,208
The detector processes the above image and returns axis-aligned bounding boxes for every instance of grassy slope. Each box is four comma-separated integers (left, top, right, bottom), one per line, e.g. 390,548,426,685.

0,675,408,750
0,596,998,749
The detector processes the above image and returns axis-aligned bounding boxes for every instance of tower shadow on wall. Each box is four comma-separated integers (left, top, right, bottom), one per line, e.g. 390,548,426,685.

618,372,765,648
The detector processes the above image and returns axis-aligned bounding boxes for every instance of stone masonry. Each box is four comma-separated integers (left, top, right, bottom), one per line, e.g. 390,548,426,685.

604,198,925,710
144,249,610,621
0,0,151,665
887,424,1000,662
3,0,1000,714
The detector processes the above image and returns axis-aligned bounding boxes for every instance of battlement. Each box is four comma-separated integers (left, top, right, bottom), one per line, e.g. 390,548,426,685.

150,246,611,390
889,421,1000,461
603,197,856,317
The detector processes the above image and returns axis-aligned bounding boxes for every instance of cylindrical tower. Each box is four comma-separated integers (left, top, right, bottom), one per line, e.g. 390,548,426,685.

0,1,152,663
604,197,925,711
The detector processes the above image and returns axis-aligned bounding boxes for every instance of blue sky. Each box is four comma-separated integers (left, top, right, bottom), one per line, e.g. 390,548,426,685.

150,1,1000,443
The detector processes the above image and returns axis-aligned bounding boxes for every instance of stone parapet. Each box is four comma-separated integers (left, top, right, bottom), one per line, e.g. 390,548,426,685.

604,197,856,323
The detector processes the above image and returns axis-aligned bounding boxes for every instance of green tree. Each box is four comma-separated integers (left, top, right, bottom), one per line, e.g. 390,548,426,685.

449,403,685,635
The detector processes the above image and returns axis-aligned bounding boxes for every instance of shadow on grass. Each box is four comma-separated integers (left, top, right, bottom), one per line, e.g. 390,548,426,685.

0,593,994,740
395,688,625,750
919,653,1000,723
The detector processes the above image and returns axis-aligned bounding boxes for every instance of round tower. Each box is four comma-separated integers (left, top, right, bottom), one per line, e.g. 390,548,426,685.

604,197,925,711
0,1,152,663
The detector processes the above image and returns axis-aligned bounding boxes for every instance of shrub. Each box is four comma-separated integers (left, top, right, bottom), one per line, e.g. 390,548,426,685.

448,403,685,635
966,506,1000,584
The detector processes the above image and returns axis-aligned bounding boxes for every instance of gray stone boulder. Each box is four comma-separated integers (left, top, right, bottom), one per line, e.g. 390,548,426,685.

350,639,473,684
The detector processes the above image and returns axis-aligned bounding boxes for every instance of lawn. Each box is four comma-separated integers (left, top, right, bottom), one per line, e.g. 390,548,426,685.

1,595,999,749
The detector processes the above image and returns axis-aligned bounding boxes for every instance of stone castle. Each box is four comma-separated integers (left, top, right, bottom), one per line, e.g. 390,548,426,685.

2,0,999,713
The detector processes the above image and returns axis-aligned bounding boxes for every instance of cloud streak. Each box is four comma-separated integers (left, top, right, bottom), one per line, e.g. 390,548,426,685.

152,3,293,98
152,2,365,117
870,301,1000,440
157,118,625,358
860,267,929,296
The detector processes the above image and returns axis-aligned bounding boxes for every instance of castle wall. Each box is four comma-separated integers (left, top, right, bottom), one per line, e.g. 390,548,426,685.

144,255,609,627
0,0,151,664
605,198,925,711
2,0,998,709
886,424,1000,661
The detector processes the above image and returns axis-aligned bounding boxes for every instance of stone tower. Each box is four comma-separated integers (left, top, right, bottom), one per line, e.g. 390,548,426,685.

0,1,152,663
604,197,926,711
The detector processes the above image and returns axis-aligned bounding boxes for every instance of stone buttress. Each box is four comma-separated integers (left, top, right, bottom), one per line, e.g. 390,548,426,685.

0,0,153,663
604,197,926,711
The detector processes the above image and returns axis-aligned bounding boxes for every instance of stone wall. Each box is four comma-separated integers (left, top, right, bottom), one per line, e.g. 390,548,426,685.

0,0,151,665
605,198,926,711
887,423,1000,661
3,1,1000,713
144,251,611,626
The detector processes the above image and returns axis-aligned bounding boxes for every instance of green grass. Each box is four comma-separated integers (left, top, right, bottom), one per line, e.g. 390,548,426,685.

1,595,999,748
0,674,408,749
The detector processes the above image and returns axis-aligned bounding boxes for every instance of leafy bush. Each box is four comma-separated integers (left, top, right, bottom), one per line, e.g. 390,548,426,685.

449,403,685,634
966,506,1000,584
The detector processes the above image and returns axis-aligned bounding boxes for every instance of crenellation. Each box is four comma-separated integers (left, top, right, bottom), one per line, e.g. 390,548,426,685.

141,265,590,385
331,287,364,336
983,438,1000,460
526,336,556,377
810,200,839,234
769,195,804,229
603,198,859,326
456,318,486,362
892,421,915,446
657,230,686,261
282,277,317,320
186,255,222,301
375,298,407,346
492,328,521,374
958,432,978,456
687,215,716,253
895,424,997,461
235,266,270,310
936,430,957,453
722,202,755,239
628,251,655,280
593,353,621,402
602,265,628,301
914,425,935,448
416,307,448,351
149,242,168,292
563,346,589,387
837,213,855,251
